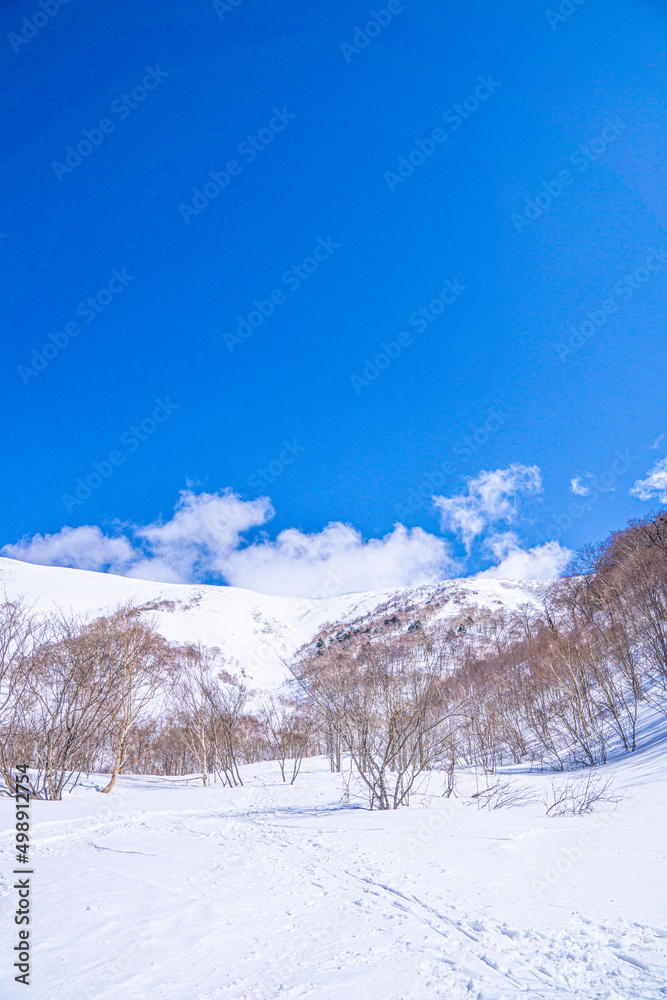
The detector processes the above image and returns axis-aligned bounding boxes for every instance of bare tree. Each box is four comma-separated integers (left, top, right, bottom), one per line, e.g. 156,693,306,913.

173,644,217,785
97,606,171,793
293,640,460,810
19,613,119,799
0,594,43,795
172,644,248,787
204,678,247,787
259,696,310,784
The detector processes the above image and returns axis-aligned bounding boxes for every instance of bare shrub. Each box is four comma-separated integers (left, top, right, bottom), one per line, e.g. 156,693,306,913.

471,779,538,810
544,771,620,817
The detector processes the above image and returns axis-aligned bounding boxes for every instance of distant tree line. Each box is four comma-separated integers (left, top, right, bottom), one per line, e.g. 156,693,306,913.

291,509,667,807
1,509,665,805
0,602,314,799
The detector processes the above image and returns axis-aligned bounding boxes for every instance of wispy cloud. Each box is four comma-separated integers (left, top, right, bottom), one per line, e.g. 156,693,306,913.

570,476,591,496
432,464,542,549
129,489,273,583
630,456,667,503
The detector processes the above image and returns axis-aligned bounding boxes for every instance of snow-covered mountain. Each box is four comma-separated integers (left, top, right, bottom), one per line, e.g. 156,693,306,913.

0,557,547,689
2,558,667,999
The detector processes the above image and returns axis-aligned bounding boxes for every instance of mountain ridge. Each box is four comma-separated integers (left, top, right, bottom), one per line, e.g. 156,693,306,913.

0,556,549,689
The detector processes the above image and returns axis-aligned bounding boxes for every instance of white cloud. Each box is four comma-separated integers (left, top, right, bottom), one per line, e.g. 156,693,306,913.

433,464,542,549
478,537,572,581
1,525,136,574
0,491,272,585
2,469,570,596
223,521,455,598
133,489,273,583
1,492,454,597
630,456,667,502
570,476,591,496
483,531,521,561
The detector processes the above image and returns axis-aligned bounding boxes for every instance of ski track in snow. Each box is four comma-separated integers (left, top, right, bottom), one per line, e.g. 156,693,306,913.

1,757,666,1000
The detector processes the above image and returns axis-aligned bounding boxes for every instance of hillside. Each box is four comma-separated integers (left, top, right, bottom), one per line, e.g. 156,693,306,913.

0,557,548,689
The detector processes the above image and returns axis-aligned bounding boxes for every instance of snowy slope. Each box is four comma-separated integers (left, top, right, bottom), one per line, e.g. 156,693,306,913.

0,557,547,689
1,557,666,998
1,722,666,999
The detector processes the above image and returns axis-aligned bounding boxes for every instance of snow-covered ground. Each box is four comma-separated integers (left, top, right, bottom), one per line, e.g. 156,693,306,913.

0,557,546,689
2,557,666,998
1,720,666,999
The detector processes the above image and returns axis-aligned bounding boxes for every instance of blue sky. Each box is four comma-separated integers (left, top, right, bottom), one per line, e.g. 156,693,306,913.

2,0,667,595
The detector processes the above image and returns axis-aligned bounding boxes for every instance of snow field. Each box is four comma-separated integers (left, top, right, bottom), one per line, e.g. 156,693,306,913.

1,751,666,1000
